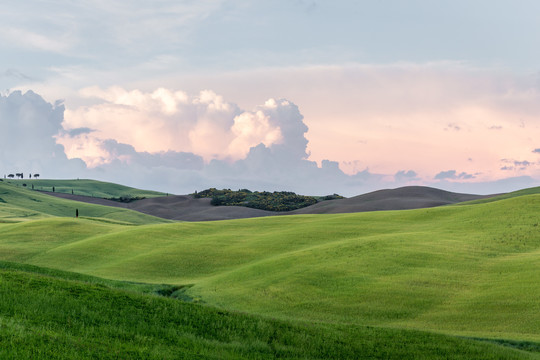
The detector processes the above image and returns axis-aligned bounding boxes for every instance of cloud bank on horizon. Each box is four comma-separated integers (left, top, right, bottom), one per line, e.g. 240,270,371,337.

0,89,383,195
2,1,540,195
1,89,538,196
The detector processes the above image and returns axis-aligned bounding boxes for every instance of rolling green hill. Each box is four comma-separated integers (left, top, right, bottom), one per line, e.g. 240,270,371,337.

0,181,170,225
1,190,539,344
4,178,167,199
0,261,536,359
1,180,539,357
457,186,540,205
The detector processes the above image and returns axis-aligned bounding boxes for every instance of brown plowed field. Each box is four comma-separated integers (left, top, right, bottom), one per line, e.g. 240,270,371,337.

42,186,493,222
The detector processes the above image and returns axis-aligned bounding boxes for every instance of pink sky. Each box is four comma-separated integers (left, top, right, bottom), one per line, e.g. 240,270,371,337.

53,63,540,187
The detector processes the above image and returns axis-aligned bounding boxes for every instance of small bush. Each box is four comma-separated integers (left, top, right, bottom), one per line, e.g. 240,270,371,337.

107,195,146,203
321,193,344,201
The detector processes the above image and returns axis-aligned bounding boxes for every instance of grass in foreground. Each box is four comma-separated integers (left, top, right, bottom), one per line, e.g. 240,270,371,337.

0,261,535,359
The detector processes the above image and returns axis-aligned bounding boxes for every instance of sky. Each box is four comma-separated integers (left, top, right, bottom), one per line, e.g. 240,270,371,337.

2,0,540,196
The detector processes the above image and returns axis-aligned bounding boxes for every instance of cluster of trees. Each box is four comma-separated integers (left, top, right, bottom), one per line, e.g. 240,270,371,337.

5,173,40,179
193,188,342,212
106,195,146,203
321,193,345,201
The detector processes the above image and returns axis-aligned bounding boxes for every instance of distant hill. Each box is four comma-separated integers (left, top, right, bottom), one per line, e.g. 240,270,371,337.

455,186,540,206
38,193,274,221
5,178,166,199
32,184,495,221
0,180,170,225
290,186,493,215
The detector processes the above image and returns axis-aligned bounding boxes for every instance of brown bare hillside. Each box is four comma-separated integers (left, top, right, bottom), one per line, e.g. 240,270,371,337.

41,186,492,221
42,192,273,221
290,186,490,214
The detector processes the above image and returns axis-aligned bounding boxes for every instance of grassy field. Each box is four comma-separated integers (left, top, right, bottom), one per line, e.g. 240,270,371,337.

3,178,167,198
1,180,539,357
0,180,170,224
457,186,540,205
0,261,536,359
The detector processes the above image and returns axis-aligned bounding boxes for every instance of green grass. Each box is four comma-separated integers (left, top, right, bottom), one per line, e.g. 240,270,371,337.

457,186,540,205
1,180,539,357
0,181,170,225
4,178,167,198
0,261,536,359
1,192,539,344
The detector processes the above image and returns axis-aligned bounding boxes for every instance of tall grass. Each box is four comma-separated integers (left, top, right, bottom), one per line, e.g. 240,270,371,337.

0,262,535,359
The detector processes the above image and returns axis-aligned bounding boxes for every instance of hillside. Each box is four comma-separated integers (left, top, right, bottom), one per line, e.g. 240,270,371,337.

290,185,491,214
0,180,170,225
1,192,539,346
2,179,539,357
41,193,275,221
1,262,532,359
457,186,540,205
5,178,166,199
39,183,493,221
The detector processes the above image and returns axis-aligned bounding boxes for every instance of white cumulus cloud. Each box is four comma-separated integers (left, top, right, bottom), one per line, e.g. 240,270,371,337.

0,90,86,177
60,87,301,166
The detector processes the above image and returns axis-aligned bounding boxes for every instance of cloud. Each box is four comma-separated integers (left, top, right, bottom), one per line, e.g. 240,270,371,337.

3,88,539,197
533,148,540,154
500,159,535,171
88,133,381,196
0,27,73,53
394,170,419,182
0,90,86,176
434,170,475,180
99,139,204,171
14,61,540,186
50,87,380,195
145,62,540,183
66,127,94,137
60,87,238,162
445,123,461,131
2,69,33,81
0,2,224,57
514,160,532,167
228,110,282,159
432,176,537,195
59,87,311,167
79,90,391,195
434,170,457,180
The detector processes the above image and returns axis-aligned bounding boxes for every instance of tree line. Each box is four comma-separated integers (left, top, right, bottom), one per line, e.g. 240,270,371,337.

4,173,40,179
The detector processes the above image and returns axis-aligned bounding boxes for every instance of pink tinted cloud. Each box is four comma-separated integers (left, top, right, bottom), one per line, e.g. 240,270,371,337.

172,63,540,182
58,87,302,167
57,63,540,184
